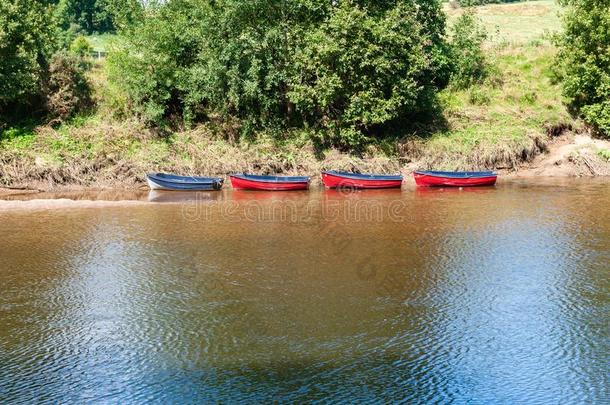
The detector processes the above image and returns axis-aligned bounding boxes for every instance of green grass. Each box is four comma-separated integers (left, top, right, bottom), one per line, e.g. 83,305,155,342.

418,40,571,170
0,120,38,150
446,0,562,45
1,132,36,150
412,1,568,170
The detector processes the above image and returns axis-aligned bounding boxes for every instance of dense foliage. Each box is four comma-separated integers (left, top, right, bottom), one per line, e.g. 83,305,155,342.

0,0,100,124
288,3,450,145
0,0,58,115
449,11,488,89
1,0,492,148
108,0,455,146
54,0,143,34
45,52,93,120
55,0,114,34
557,0,610,137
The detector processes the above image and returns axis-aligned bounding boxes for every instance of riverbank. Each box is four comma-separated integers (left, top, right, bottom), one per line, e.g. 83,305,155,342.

1,3,609,192
1,111,609,193
2,45,608,192
1,129,608,194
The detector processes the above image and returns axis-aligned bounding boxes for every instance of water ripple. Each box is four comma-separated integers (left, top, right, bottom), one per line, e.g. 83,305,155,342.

0,181,608,403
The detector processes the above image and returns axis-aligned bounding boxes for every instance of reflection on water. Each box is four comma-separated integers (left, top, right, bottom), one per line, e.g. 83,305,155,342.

147,190,223,203
0,180,608,403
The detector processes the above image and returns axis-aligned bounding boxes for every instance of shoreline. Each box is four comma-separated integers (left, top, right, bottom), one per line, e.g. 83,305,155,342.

4,40,609,193
1,176,608,213
2,133,608,195
1,170,608,201
1,171,607,197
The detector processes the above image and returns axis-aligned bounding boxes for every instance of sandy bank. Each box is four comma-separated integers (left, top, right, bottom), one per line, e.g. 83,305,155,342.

507,133,610,178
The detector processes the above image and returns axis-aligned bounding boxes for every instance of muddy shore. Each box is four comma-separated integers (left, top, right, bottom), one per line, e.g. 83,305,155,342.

2,132,609,196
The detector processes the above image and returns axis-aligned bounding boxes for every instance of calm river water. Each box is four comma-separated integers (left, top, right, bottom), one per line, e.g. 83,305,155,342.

0,179,608,403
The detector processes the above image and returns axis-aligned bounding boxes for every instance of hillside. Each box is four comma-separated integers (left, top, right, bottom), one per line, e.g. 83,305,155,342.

445,0,561,44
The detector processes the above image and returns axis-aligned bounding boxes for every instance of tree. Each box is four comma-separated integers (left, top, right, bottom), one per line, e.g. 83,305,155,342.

104,0,144,31
557,0,610,137
55,0,114,34
45,51,93,120
288,2,444,146
449,10,488,89
107,0,210,124
0,0,58,116
108,0,455,147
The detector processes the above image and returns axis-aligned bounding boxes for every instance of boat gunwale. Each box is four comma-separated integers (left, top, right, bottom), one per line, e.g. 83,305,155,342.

230,174,310,184
322,170,403,181
414,170,497,179
147,173,224,185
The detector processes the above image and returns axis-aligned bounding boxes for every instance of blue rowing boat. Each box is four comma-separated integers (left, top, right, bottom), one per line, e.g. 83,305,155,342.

146,173,224,191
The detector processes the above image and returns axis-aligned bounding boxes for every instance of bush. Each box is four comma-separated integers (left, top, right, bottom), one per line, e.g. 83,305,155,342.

450,10,488,89
45,52,93,120
288,3,446,146
0,0,58,115
107,0,451,148
69,36,93,57
582,102,610,137
557,0,610,137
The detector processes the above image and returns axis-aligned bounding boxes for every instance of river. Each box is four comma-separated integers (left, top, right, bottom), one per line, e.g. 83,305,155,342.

0,179,608,403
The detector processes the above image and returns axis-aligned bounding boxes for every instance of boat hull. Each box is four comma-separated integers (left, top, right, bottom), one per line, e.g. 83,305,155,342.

146,173,223,191
229,175,309,191
413,171,497,187
321,171,403,189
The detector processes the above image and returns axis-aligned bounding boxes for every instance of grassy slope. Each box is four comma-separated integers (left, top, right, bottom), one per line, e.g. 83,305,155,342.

0,1,574,188
445,0,561,44
0,116,401,188
417,0,571,170
417,42,570,170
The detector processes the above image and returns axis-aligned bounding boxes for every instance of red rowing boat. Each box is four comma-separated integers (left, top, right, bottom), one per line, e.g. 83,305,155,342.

229,174,310,191
321,171,403,189
413,171,497,187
